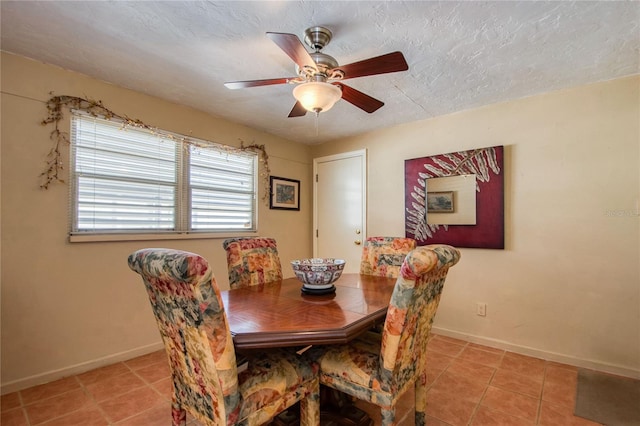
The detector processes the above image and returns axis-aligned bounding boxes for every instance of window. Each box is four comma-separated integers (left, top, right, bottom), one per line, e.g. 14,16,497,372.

70,112,257,240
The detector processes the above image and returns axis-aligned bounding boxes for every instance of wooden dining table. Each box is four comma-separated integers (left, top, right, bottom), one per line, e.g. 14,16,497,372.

221,273,396,349
222,273,397,426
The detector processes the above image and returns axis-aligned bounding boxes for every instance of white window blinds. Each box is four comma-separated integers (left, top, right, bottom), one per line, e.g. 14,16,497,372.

70,113,257,236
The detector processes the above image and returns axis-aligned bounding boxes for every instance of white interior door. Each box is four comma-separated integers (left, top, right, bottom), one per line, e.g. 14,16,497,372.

313,150,366,273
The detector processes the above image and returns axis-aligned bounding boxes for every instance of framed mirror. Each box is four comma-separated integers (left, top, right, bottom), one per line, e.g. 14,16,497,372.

404,145,504,249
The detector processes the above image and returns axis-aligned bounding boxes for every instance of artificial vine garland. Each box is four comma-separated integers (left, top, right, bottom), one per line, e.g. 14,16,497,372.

40,94,271,204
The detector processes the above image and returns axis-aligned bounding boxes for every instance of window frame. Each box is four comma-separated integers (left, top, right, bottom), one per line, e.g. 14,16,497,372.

68,111,259,242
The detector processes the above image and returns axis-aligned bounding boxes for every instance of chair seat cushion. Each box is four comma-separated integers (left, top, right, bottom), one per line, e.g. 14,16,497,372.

238,349,318,421
309,338,397,406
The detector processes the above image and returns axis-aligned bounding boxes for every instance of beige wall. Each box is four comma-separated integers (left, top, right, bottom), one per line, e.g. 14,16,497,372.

312,76,640,378
0,52,314,392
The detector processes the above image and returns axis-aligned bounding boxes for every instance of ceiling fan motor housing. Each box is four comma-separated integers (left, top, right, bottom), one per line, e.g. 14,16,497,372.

298,27,343,81
295,51,341,81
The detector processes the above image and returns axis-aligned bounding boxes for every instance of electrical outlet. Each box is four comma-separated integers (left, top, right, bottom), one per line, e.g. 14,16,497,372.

476,302,487,317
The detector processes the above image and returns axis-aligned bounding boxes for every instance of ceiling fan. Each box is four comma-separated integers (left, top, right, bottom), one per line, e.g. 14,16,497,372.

224,26,409,117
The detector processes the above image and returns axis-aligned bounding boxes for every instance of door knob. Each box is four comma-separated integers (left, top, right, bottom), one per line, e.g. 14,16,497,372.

354,240,361,245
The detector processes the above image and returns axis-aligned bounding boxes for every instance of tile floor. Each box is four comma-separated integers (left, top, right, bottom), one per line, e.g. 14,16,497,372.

1,334,604,426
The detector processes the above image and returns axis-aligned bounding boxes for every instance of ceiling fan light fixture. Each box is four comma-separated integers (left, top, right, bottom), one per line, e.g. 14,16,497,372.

293,82,342,113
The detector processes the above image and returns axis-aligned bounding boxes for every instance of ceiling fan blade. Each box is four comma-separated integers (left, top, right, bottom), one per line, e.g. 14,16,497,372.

337,51,409,80
288,101,307,118
224,77,292,90
336,83,384,113
266,32,317,70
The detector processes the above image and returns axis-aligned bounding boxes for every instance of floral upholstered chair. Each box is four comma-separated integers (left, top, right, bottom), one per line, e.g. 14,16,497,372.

223,237,283,289
128,248,319,426
359,236,417,278
311,245,460,426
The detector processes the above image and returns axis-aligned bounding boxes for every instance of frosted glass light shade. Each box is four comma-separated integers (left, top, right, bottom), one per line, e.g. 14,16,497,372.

293,82,342,113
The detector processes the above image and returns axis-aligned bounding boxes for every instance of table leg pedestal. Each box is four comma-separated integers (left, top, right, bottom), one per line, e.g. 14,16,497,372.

272,387,372,426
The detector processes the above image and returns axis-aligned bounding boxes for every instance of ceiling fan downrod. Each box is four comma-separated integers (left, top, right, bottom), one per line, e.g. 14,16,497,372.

303,26,333,51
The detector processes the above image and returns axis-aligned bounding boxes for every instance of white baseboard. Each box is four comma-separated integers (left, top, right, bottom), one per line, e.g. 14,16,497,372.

1,341,164,395
432,326,640,380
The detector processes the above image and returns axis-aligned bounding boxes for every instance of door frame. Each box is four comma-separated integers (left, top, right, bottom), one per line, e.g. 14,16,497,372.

313,149,367,257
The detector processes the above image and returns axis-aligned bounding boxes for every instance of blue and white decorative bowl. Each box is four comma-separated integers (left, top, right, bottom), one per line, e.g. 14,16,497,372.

291,258,345,292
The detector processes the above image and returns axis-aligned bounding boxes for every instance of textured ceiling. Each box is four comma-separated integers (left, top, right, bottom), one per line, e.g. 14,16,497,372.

1,1,638,144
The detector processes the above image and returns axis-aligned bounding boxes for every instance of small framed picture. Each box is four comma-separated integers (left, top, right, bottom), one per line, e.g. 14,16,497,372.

270,176,300,210
427,191,454,213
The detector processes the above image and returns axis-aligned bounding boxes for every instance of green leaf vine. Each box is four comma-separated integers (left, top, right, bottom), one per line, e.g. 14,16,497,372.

40,93,271,204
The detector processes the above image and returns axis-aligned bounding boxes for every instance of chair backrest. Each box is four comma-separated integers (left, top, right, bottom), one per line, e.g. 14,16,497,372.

378,244,460,392
223,237,283,289
359,236,417,278
128,248,240,424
